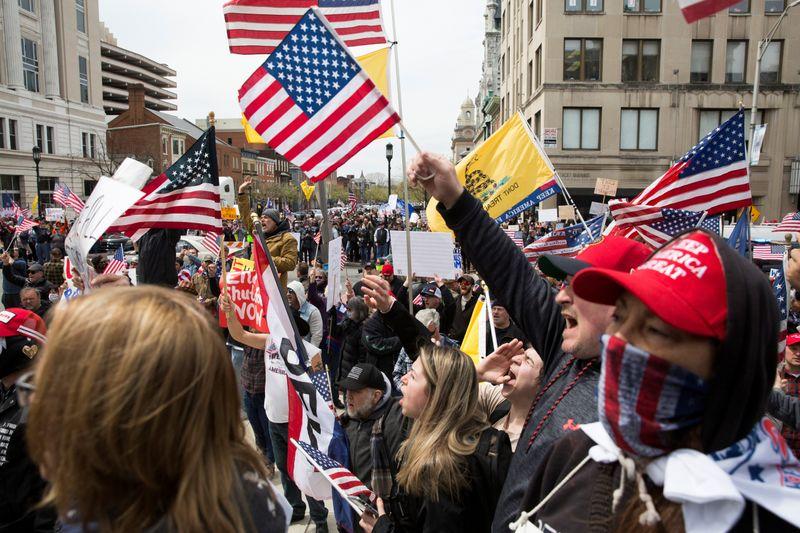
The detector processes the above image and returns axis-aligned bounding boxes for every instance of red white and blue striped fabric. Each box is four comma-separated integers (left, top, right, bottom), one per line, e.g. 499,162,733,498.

53,182,85,214
678,0,742,23
293,438,375,500
238,8,400,182
14,216,37,235
103,245,127,275
224,0,387,55
774,254,789,358
774,212,800,234
202,231,222,258
753,244,786,261
503,228,524,248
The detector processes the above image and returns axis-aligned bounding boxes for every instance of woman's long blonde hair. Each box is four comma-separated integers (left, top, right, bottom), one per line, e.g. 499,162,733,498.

396,345,487,502
28,286,272,532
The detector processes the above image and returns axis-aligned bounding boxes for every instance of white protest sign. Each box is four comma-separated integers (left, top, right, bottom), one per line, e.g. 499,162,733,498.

594,178,618,197
750,124,767,165
112,158,152,190
589,202,608,216
387,194,398,210
291,232,301,251
45,207,64,222
64,177,145,291
538,208,558,222
390,231,458,279
558,205,576,221
327,236,342,309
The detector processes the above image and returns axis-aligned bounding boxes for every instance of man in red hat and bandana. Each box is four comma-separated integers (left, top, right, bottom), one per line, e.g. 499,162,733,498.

0,309,52,530
777,333,800,458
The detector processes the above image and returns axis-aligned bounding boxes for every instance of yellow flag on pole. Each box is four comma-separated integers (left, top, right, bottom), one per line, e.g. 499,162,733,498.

460,297,486,365
301,181,315,201
242,114,266,144
426,112,559,233
31,195,38,215
750,205,761,224
356,47,394,139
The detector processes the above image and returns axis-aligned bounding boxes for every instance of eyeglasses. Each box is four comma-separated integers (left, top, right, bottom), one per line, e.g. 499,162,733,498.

15,371,35,408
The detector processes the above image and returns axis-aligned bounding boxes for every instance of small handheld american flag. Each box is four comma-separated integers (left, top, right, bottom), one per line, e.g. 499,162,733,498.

103,245,127,275
14,216,37,235
53,182,85,214
291,438,376,514
201,231,222,258
348,191,357,214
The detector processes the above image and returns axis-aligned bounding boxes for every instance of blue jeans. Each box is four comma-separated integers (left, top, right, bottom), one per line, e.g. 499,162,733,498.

376,243,389,259
269,422,328,524
359,244,370,264
35,242,50,265
243,391,275,464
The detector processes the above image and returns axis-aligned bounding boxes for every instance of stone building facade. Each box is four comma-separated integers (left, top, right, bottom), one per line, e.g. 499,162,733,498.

451,97,478,162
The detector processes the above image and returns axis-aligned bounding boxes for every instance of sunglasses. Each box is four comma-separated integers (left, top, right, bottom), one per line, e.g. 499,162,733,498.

15,371,35,408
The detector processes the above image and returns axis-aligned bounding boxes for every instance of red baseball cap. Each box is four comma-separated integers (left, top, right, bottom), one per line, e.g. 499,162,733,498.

0,308,47,343
382,264,394,276
538,236,652,280
572,231,727,340
787,333,800,347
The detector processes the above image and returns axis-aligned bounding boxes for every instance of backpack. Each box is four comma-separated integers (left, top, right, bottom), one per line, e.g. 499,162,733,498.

472,427,512,513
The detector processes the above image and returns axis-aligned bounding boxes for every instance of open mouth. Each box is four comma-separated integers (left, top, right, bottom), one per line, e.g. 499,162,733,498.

504,367,518,388
562,312,578,329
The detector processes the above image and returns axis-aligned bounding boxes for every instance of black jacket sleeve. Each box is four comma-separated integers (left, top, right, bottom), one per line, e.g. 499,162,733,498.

380,301,433,360
768,389,800,430
438,192,565,369
2,263,26,288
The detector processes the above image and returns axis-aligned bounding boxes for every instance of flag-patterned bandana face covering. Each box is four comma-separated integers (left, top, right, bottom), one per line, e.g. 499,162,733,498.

599,335,710,457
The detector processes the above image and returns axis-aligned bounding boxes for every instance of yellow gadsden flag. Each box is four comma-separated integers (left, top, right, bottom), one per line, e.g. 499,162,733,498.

426,112,557,233
460,297,486,365
301,181,315,201
242,114,265,144
356,47,394,139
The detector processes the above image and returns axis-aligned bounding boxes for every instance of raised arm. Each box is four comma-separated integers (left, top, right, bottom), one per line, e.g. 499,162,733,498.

220,292,270,350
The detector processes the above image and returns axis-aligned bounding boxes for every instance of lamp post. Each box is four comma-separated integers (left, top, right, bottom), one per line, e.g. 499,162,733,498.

32,146,42,218
385,143,393,199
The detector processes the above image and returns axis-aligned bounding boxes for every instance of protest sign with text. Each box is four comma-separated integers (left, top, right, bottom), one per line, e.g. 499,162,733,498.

218,270,268,332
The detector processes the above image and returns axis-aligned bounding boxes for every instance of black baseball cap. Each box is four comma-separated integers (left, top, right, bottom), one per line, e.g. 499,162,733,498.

338,363,384,391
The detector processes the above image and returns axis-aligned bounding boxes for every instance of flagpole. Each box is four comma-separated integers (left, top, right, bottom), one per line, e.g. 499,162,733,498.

483,284,498,352
389,0,414,314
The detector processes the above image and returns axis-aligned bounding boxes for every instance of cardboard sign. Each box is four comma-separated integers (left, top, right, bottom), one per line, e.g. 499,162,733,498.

558,205,576,221
389,231,458,279
538,208,558,222
45,208,64,222
589,202,608,216
219,270,268,332
594,178,618,197
221,206,238,220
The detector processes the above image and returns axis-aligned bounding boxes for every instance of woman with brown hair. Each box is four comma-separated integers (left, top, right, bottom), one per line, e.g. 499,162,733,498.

27,286,290,532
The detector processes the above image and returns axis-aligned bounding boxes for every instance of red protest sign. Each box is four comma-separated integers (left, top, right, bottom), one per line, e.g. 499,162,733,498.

219,270,268,332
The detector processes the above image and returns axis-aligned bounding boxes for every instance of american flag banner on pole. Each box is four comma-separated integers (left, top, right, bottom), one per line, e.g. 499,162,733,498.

523,215,605,263
238,8,401,183
677,0,742,23
609,110,750,241
14,216,37,235
607,202,720,249
102,245,127,275
12,201,31,220
774,213,800,234
773,253,789,358
201,231,222,257
108,128,222,236
224,0,387,55
753,244,786,261
53,182,85,214
314,231,321,245
340,250,347,269
503,228,524,248
348,191,357,213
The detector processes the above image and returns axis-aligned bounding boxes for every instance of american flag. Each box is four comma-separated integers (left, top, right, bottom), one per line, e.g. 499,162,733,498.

313,231,321,245
102,245,127,275
238,8,401,183
201,231,222,258
753,244,786,261
348,191,357,213
774,253,789,358
340,250,347,269
412,292,423,306
14,216,37,235
53,182,85,214
678,0,741,23
610,110,750,241
178,268,192,283
503,228,524,248
224,0,387,55
12,201,31,219
524,215,605,263
774,213,800,234
109,129,222,236
292,439,375,502
608,202,720,248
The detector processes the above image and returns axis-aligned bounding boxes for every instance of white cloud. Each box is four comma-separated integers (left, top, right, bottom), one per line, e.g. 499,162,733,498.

99,0,485,179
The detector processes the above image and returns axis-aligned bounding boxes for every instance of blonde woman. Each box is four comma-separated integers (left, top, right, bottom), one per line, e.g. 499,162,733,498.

27,286,290,532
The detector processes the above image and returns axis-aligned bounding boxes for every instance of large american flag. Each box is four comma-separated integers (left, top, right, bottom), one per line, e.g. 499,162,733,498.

292,438,375,502
608,202,720,248
611,110,750,237
503,228,524,248
224,0,387,55
53,183,85,214
774,254,789,358
524,215,605,263
103,244,127,275
109,128,222,236
774,213,800,234
753,244,786,261
238,8,401,182
678,0,741,23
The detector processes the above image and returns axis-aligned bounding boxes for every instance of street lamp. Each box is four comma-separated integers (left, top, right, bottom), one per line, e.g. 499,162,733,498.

31,146,42,218
385,143,393,199
749,0,800,156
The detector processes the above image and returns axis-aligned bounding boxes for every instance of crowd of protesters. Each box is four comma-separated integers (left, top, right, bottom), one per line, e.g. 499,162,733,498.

0,153,799,533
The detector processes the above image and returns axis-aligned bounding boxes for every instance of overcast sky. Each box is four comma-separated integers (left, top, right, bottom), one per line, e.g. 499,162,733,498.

99,0,486,180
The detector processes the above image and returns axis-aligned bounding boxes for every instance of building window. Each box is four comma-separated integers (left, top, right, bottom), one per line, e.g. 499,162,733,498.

563,107,600,150
81,132,88,158
90,133,96,159
690,40,712,83
21,38,39,93
624,0,661,13
725,40,747,83
172,138,184,162
76,0,86,33
81,132,95,158
536,0,543,24
620,109,658,150
1,176,22,205
36,124,44,150
729,0,749,13
0,119,4,150
18,0,34,13
563,38,602,81
46,126,54,154
8,120,17,150
83,180,96,197
622,40,659,82
534,110,542,140
527,60,533,96
565,0,603,12
78,55,89,103
698,109,761,142
39,177,56,206
760,41,781,83
161,136,168,155
528,1,534,39
535,46,542,89
765,0,785,12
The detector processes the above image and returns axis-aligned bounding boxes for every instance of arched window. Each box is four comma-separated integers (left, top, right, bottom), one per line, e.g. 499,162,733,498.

466,111,472,119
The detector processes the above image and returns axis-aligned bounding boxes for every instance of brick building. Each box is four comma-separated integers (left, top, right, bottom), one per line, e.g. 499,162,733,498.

107,85,241,184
